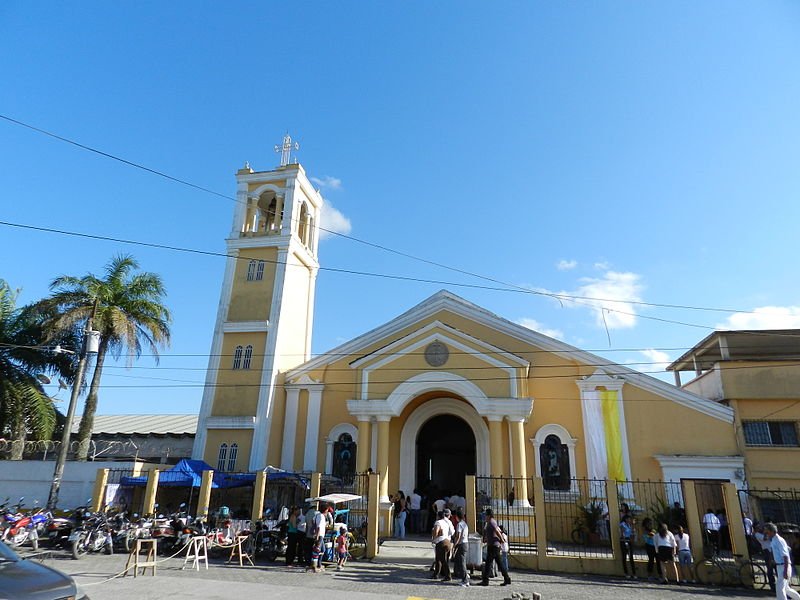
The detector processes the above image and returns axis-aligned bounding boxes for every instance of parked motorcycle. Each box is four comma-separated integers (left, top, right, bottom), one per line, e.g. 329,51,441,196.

69,511,113,559
1,498,48,551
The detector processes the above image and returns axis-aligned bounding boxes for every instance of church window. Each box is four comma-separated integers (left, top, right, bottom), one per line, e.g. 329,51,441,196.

332,433,356,482
255,260,265,281
246,260,257,281
217,443,228,471
242,345,253,369
227,443,238,471
232,345,243,369
539,434,571,491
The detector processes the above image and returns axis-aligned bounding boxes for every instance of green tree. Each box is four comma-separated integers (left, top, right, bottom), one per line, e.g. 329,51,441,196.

0,280,75,459
40,255,171,460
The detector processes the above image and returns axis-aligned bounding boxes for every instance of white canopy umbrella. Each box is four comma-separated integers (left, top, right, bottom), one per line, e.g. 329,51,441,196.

305,493,362,504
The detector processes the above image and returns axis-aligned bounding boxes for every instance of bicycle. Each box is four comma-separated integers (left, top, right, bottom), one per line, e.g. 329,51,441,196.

693,552,768,589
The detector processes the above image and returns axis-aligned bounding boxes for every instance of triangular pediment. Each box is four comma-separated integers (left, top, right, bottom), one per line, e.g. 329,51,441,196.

284,289,733,422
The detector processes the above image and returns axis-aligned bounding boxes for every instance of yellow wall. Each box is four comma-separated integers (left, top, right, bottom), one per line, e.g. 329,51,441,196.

203,429,253,471
227,247,278,322
210,332,266,416
719,362,800,399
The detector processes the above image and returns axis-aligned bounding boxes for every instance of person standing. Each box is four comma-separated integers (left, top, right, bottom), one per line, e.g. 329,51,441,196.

764,523,800,600
335,526,348,571
286,506,300,566
641,518,662,581
655,523,680,584
479,508,511,587
452,509,470,587
619,514,637,578
756,524,778,592
431,510,454,581
408,488,422,534
313,504,328,570
394,491,407,539
303,503,319,567
675,526,693,583
703,508,721,554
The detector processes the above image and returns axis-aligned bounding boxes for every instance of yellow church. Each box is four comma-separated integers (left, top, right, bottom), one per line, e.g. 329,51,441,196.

192,151,745,505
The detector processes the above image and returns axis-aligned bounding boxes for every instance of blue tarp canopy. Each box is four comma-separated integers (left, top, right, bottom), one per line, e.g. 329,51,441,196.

118,461,310,489
120,459,222,488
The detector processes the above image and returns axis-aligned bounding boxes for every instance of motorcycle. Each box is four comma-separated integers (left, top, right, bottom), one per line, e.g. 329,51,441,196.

46,505,88,549
1,499,48,551
250,518,288,561
69,511,113,559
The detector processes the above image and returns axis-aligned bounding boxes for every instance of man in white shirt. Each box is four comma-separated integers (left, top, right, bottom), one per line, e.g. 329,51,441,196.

764,522,800,600
431,510,455,581
702,508,721,554
409,489,422,534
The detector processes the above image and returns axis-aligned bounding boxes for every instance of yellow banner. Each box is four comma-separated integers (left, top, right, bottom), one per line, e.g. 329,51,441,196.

601,389,625,480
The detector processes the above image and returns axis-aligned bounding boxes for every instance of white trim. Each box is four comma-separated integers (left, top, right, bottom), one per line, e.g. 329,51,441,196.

205,416,256,429
356,325,525,400
193,248,240,460
398,398,491,494
653,455,746,501
531,424,579,494
222,320,270,333
303,386,324,471
370,418,378,472
324,423,359,474
280,388,300,470
285,290,733,423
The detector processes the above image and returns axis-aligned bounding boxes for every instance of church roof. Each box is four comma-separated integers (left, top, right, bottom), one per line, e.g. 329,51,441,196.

72,414,198,436
286,290,734,423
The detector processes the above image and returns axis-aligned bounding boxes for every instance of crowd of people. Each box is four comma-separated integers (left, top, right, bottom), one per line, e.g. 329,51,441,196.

282,502,351,573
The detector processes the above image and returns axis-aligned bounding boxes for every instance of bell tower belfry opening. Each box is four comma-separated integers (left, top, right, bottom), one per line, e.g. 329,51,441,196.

193,139,323,470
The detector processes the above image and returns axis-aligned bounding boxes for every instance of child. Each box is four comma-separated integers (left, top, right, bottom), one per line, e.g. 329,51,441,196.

335,526,348,571
675,526,693,583
309,539,323,573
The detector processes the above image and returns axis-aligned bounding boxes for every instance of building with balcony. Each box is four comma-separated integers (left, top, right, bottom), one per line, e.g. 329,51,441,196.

667,330,800,490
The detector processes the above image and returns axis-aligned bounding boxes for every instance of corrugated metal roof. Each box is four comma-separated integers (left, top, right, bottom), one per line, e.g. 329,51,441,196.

71,414,198,435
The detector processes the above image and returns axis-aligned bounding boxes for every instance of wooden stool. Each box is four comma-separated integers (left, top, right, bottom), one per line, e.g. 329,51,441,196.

124,538,157,577
182,536,209,571
227,534,254,567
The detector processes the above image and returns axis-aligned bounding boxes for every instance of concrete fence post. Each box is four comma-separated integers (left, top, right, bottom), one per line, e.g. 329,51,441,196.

682,481,705,564
198,469,214,519
367,472,380,558
143,469,160,516
465,475,477,536
251,470,267,523
606,479,622,571
532,476,549,570
92,468,109,512
722,483,749,561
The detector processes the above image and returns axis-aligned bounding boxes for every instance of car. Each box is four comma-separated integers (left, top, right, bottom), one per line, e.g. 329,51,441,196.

0,539,89,599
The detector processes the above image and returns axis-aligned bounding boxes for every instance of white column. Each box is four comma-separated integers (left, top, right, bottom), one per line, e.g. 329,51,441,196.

303,386,323,471
280,387,300,470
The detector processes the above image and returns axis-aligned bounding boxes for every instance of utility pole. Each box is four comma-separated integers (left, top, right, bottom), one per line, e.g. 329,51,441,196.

47,300,100,511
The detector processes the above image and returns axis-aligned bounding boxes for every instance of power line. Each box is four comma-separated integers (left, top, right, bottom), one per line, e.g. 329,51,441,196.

0,113,770,318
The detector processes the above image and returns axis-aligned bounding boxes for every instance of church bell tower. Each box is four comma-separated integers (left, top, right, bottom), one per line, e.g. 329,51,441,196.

193,136,322,470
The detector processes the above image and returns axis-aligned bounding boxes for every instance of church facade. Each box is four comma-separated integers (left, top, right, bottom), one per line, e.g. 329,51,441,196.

192,157,744,501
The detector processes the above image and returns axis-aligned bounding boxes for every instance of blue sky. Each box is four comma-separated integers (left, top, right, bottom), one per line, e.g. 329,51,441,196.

2,2,799,415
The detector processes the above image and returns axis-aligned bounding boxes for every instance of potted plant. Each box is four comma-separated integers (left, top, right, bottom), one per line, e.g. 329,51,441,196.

575,500,606,545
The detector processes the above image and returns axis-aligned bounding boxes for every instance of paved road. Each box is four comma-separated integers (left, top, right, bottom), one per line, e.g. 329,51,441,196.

29,545,773,600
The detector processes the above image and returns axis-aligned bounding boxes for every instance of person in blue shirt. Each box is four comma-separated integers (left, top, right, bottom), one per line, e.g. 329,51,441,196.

620,514,636,578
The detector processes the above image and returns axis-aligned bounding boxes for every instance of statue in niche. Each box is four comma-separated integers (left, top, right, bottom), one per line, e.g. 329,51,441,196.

333,433,356,482
540,434,570,491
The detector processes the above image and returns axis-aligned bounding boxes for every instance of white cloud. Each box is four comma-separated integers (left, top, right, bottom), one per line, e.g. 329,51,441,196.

553,270,644,330
516,318,564,340
310,175,343,191
639,349,672,372
716,305,800,330
556,259,577,271
319,200,352,239
594,261,611,270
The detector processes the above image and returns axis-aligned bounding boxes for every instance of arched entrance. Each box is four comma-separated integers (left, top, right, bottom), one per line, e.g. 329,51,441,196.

398,397,490,495
416,414,476,493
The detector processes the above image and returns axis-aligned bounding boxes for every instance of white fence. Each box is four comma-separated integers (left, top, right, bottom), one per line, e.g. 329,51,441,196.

0,460,139,510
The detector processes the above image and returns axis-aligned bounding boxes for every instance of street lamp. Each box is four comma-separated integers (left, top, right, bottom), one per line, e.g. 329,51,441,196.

46,324,100,511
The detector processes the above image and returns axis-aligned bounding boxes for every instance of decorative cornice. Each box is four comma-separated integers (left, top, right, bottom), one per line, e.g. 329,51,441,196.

223,320,270,333
205,416,256,429
286,373,324,390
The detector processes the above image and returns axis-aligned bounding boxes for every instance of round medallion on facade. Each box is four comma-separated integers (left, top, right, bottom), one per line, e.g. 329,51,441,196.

424,341,449,367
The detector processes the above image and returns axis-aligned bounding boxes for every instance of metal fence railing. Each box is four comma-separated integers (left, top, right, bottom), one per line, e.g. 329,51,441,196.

475,475,536,555
616,480,686,562
543,478,610,558
321,472,369,535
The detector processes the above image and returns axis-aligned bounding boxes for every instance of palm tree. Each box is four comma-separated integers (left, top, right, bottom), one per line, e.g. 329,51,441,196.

40,254,171,460
0,280,75,459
